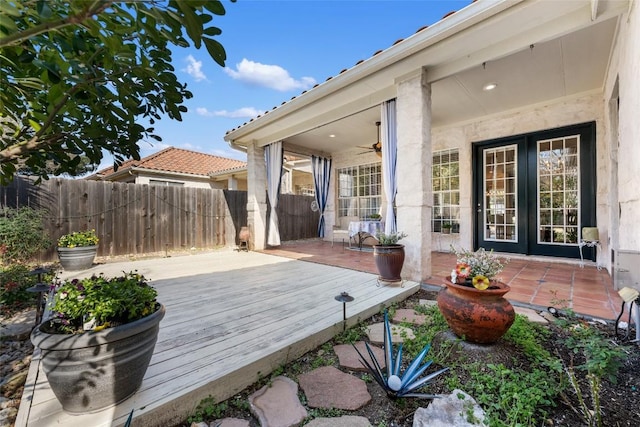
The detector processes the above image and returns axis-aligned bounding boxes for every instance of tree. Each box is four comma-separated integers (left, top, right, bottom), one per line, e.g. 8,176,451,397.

0,0,232,184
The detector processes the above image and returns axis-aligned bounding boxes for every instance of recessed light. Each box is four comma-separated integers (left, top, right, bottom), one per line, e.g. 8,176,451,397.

329,134,336,138
483,82,497,91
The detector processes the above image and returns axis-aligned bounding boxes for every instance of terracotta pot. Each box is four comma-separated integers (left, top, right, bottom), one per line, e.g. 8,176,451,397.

437,277,515,344
31,304,165,413
373,244,405,281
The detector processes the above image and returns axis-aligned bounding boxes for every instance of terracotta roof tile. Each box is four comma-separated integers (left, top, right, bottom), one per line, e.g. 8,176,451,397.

93,147,246,178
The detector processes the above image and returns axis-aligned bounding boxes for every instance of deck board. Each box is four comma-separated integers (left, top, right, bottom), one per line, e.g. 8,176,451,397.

18,250,419,427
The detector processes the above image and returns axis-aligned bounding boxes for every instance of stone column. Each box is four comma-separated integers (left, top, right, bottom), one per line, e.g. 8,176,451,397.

246,142,267,250
395,68,432,282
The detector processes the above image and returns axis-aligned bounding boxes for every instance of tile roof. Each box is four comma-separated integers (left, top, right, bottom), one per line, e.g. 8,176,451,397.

93,147,246,177
225,5,467,136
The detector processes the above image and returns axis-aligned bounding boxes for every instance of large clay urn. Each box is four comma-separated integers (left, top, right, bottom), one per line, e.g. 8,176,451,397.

373,244,405,282
437,277,515,344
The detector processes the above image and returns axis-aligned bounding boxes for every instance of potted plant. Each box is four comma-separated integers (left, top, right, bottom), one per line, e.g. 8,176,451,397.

437,247,514,344
373,231,407,282
441,222,453,234
30,272,165,413
368,213,382,221
57,229,99,271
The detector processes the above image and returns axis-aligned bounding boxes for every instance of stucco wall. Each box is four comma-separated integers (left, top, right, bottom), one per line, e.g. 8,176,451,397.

135,175,216,189
612,2,640,252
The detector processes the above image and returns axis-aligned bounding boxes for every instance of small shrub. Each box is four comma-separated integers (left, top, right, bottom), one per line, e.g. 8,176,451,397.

0,207,51,264
0,264,54,315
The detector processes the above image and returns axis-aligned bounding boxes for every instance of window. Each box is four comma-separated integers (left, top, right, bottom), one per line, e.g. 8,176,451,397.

337,163,381,219
432,149,460,232
149,179,184,187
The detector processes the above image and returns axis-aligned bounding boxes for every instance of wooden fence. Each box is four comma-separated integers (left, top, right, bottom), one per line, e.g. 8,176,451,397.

1,177,320,262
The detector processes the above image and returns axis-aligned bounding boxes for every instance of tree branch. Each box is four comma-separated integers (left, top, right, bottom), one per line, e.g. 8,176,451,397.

0,1,113,48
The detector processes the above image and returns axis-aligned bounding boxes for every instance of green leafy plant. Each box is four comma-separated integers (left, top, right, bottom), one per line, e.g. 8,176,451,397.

375,231,407,245
0,207,51,264
1,1,232,183
368,213,382,220
442,222,453,229
43,271,158,334
57,229,99,248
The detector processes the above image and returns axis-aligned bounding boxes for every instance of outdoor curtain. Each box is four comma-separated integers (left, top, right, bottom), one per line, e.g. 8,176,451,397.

311,155,332,237
265,141,283,246
381,99,398,234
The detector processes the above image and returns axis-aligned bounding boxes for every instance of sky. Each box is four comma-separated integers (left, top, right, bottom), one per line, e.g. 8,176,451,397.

102,0,471,169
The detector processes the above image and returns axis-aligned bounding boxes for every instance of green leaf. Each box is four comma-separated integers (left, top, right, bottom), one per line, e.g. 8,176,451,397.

203,37,226,67
203,0,226,16
36,0,52,19
177,2,203,48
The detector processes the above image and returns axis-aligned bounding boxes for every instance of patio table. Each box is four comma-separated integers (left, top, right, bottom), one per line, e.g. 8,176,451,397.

349,220,384,249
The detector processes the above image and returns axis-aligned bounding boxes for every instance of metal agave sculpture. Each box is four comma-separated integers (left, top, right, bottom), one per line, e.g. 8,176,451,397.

353,311,449,398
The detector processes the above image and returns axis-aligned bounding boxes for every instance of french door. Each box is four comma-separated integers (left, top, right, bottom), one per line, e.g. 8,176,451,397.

473,122,596,258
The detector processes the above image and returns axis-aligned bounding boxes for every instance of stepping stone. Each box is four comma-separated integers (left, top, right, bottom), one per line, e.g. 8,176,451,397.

334,341,386,371
305,415,372,427
248,376,307,427
419,299,438,308
392,308,429,325
212,419,250,427
514,306,549,324
366,322,415,345
299,366,371,411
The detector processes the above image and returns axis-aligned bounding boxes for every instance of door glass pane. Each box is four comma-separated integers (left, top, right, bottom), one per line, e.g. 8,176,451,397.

537,135,580,245
483,145,517,242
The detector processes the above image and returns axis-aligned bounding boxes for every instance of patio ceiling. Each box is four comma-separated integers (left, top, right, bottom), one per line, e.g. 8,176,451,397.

225,0,628,156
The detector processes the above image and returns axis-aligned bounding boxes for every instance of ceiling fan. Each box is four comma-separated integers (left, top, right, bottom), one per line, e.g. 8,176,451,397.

357,121,382,157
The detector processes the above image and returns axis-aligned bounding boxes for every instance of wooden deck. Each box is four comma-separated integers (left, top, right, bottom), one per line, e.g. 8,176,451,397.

17,250,419,427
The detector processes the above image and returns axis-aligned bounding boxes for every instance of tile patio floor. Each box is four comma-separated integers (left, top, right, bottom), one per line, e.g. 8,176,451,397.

263,240,625,321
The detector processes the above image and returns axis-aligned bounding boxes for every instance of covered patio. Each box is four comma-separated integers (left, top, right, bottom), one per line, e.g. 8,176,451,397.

264,240,624,321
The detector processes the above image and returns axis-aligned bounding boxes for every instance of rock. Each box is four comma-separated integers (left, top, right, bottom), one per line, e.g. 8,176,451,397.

392,308,429,325
0,309,35,341
248,376,307,427
211,419,250,427
305,415,372,427
0,370,28,397
514,306,548,324
0,407,18,427
298,366,371,411
366,322,415,345
333,341,386,371
413,389,487,427
190,422,208,427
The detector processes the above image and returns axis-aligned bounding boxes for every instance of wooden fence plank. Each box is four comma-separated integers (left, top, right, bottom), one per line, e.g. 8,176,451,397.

2,178,320,261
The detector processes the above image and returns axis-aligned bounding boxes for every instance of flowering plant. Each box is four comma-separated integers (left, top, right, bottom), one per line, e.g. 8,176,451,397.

451,247,508,290
42,271,158,334
57,229,99,248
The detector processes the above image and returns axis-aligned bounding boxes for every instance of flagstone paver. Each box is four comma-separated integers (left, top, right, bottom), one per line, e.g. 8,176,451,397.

366,322,415,345
298,366,371,411
513,306,549,324
392,308,429,325
334,341,386,371
248,376,307,427
419,299,438,308
304,415,373,427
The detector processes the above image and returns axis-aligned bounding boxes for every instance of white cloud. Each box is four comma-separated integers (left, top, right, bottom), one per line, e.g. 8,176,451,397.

183,55,207,82
224,58,316,91
196,107,265,119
